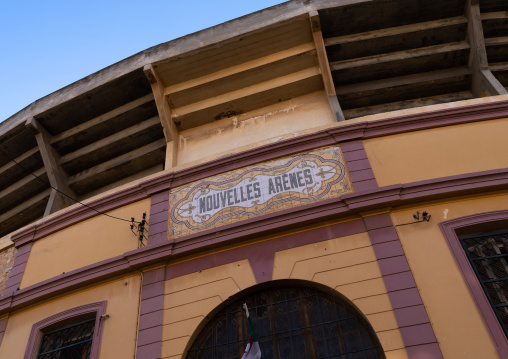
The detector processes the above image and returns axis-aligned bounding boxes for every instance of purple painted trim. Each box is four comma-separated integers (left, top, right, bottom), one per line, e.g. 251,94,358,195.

2,243,32,296
147,191,169,246
384,272,418,292
10,99,508,248
10,98,508,249
0,168,507,317
166,219,367,281
394,306,431,327
364,213,443,358
400,323,440,347
0,317,7,347
136,267,165,359
388,288,423,309
345,158,372,172
405,343,444,359
361,99,508,138
342,167,508,211
352,179,379,192
23,301,106,359
11,185,149,248
249,251,276,284
440,210,508,359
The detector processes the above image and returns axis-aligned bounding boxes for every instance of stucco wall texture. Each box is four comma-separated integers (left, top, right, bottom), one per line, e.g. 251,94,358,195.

364,117,508,187
20,198,150,288
161,231,407,359
0,275,141,359
0,244,15,295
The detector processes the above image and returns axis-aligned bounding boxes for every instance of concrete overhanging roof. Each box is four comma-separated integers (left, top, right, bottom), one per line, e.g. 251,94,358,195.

0,0,351,134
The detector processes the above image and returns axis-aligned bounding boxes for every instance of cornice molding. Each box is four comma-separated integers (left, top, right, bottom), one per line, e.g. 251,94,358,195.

11,184,149,248
1,167,508,316
10,99,508,247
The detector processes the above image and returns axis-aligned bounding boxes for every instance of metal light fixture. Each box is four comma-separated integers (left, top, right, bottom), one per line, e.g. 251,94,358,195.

412,211,431,222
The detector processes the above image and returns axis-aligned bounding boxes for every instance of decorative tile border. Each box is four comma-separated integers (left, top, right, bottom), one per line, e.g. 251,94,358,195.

363,213,443,358
136,267,165,359
169,145,352,239
440,211,508,359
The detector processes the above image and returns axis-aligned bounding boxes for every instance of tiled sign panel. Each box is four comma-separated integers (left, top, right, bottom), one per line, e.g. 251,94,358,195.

169,146,353,238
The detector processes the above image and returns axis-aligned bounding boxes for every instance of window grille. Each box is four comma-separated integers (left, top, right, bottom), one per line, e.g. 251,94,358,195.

37,318,95,359
461,231,508,336
186,286,384,359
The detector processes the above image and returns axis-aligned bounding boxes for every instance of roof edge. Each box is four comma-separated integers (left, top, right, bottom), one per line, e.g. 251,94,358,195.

0,0,318,133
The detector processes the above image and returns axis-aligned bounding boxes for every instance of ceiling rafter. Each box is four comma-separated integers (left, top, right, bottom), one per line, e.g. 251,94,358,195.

466,0,507,96
25,118,76,216
59,116,161,166
309,10,345,121
144,64,179,169
50,94,155,145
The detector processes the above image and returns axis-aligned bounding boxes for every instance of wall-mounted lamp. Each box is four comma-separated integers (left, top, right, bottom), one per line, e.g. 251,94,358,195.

412,211,431,222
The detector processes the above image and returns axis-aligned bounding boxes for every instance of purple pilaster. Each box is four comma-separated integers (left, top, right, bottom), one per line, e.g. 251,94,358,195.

364,213,443,358
2,243,32,296
137,267,165,359
340,140,378,192
0,316,7,346
147,191,169,246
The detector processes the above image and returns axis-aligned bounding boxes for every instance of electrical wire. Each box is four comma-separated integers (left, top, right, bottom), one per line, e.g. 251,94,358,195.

0,147,141,224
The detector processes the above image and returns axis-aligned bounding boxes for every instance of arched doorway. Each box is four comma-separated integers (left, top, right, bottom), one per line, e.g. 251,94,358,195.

185,281,385,358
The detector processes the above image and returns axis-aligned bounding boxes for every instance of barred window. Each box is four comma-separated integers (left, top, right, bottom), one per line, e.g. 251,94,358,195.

36,318,95,359
24,302,105,359
461,231,508,336
186,285,384,359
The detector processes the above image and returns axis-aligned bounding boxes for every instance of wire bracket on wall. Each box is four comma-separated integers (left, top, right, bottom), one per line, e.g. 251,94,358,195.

130,212,149,247
412,211,431,222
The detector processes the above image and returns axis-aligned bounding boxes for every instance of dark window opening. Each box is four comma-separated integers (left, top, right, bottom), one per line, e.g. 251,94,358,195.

186,285,385,359
461,230,508,337
37,318,95,359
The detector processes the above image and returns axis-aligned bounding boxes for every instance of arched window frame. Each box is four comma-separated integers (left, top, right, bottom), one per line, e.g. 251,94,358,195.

23,301,106,359
440,210,508,358
182,279,385,359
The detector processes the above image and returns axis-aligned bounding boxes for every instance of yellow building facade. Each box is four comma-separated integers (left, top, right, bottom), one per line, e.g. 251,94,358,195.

1,0,508,358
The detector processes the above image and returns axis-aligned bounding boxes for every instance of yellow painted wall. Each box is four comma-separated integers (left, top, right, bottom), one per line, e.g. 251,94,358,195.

0,274,141,359
20,198,150,288
160,230,408,359
391,191,508,359
273,232,407,359
177,91,335,165
161,260,257,359
364,117,508,187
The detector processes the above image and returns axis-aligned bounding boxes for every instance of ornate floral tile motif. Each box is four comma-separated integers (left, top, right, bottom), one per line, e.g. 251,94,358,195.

168,145,353,239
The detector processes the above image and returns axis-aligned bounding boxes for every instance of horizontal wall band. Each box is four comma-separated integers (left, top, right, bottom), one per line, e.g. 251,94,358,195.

10,98,508,248
1,166,508,317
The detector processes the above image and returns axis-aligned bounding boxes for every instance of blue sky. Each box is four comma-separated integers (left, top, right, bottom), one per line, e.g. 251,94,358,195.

0,1,286,122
